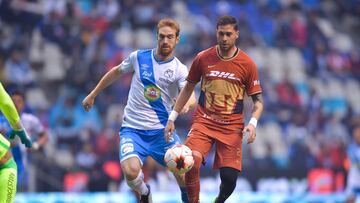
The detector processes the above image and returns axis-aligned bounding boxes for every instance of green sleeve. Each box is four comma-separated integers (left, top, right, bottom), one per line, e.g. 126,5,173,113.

0,83,21,129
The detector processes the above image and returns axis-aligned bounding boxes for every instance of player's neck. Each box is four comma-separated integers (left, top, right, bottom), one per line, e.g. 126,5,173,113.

216,45,238,59
155,49,174,62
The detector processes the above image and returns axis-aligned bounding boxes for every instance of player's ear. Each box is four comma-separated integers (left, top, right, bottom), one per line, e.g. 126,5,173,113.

176,35,180,44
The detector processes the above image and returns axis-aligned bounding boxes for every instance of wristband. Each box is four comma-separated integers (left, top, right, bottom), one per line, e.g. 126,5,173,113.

32,142,40,150
249,117,258,128
13,121,24,131
168,111,179,121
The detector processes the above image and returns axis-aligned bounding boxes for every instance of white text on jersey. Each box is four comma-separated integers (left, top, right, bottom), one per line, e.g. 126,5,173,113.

206,70,240,81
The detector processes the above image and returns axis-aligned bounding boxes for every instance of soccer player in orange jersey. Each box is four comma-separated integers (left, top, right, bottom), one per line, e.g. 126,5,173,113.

165,16,264,203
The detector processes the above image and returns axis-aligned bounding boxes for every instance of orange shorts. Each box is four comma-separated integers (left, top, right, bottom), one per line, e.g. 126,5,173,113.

185,123,243,171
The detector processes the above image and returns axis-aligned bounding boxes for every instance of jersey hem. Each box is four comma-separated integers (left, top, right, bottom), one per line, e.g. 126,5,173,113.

248,91,262,96
186,79,199,84
120,154,143,166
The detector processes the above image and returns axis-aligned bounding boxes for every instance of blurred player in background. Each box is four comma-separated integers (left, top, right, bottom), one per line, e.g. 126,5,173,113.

0,90,49,191
82,18,196,203
0,83,32,203
165,15,264,203
346,125,360,203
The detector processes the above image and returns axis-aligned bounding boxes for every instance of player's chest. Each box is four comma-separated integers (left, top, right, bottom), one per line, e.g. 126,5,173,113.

137,64,177,88
21,117,38,136
202,62,246,85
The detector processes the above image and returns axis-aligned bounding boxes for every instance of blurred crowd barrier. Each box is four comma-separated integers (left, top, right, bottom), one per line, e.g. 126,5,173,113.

14,192,351,203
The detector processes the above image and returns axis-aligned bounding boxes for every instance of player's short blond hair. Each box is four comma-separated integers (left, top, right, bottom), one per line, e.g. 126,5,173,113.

157,18,180,37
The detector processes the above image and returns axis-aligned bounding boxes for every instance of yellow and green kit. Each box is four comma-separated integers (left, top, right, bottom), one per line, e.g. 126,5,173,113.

0,83,19,203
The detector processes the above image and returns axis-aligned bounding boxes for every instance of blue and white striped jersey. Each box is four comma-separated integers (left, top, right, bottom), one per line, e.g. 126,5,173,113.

118,49,188,130
346,142,360,196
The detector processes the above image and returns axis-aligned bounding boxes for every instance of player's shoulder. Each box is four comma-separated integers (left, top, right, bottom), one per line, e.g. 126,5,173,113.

196,46,216,59
173,57,187,69
135,49,153,55
237,49,256,65
129,49,152,59
21,113,40,122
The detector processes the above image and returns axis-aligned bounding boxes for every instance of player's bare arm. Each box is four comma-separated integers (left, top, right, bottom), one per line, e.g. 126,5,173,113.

178,91,196,114
83,65,122,112
173,82,197,115
250,93,264,119
165,81,197,142
243,93,264,144
32,131,48,150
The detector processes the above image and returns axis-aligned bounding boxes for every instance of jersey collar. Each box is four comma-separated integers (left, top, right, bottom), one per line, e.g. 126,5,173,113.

152,49,175,64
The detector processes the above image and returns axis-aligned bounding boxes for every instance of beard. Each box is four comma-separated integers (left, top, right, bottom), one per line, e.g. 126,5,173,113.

159,46,173,57
219,43,232,52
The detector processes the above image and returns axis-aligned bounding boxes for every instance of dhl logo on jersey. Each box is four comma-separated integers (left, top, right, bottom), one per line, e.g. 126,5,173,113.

206,70,241,81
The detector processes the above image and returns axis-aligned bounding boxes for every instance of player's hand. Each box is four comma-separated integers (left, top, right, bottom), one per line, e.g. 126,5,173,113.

82,94,95,112
9,129,32,148
242,124,256,144
164,120,175,143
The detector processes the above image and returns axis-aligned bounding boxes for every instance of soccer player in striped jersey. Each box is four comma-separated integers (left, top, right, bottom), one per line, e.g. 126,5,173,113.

0,83,32,203
346,125,360,203
82,18,196,203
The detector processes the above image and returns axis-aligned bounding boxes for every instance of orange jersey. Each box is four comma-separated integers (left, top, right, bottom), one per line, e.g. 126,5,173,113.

187,46,262,134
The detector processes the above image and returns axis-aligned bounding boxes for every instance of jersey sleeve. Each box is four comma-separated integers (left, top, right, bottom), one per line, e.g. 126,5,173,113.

245,59,262,95
0,83,21,129
348,144,357,164
176,64,189,90
30,115,45,135
187,54,202,83
117,51,137,73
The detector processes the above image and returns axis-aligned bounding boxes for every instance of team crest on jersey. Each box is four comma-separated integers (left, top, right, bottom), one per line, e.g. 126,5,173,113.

144,85,161,101
164,69,173,78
